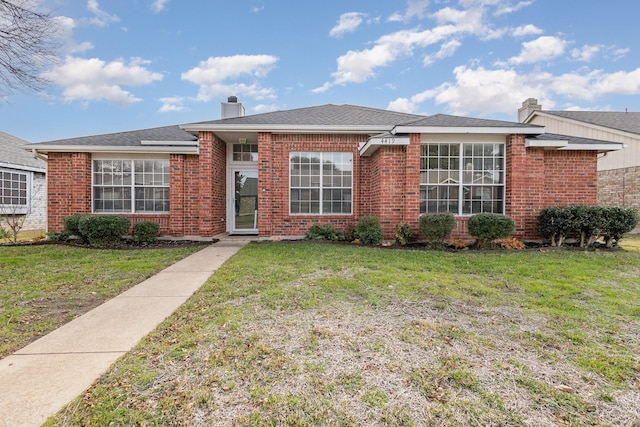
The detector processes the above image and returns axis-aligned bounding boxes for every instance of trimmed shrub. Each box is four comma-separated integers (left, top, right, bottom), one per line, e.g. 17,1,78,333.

468,213,515,248
419,213,455,244
305,224,341,241
394,222,415,246
63,213,90,242
356,215,382,245
601,207,638,247
538,205,638,248
77,215,130,247
132,221,160,244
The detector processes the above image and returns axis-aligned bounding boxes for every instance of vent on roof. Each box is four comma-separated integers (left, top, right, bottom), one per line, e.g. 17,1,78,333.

221,96,245,119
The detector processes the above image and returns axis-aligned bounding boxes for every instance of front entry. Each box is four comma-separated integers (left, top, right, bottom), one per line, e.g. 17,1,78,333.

231,169,258,234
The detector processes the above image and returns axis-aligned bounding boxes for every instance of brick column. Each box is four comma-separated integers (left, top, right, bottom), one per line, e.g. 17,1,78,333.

169,154,185,236
257,132,273,237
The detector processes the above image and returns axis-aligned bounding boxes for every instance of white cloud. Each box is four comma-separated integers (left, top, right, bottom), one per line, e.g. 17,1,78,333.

181,55,278,101
511,24,543,37
330,12,366,38
571,44,601,62
506,35,567,65
388,0,430,22
150,0,170,13
158,96,187,113
423,39,461,66
494,1,534,16
250,6,264,13
83,0,120,27
390,65,640,116
315,5,493,92
53,16,94,54
42,57,163,106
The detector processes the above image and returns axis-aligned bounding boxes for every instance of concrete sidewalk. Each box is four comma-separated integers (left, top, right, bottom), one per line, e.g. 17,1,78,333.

0,237,249,427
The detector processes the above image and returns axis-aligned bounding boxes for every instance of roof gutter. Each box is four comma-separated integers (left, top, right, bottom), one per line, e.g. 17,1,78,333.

27,145,199,155
0,161,46,173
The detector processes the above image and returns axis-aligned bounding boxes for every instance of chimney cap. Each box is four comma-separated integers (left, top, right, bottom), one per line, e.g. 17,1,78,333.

227,96,238,103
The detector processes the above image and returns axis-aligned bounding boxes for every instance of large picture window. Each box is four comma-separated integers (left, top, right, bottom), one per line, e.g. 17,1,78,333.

290,152,352,215
0,169,29,214
93,160,170,213
420,143,504,215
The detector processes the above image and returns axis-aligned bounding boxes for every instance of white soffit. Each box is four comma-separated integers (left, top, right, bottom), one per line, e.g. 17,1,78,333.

525,138,568,149
359,133,410,156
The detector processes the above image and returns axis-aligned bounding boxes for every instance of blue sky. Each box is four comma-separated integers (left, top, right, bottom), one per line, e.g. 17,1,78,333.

2,0,640,142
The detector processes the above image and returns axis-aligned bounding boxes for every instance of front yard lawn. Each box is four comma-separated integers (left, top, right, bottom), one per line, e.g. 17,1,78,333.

47,242,640,426
0,244,206,358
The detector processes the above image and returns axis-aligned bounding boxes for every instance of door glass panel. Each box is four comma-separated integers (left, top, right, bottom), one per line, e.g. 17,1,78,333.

234,170,258,230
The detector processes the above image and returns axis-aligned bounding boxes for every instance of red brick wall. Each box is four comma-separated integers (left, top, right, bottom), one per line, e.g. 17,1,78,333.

47,152,91,232
504,135,597,239
45,132,600,241
258,133,368,237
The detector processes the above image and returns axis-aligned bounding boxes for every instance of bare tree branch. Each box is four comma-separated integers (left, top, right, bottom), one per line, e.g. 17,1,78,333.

0,0,60,97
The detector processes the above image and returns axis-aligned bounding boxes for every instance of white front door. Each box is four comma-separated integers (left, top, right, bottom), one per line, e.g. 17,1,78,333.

231,168,258,234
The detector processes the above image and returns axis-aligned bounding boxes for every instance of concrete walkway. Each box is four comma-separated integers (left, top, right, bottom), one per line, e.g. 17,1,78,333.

0,237,249,427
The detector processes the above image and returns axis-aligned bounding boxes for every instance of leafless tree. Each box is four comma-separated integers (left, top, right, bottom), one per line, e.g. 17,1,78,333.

0,0,60,96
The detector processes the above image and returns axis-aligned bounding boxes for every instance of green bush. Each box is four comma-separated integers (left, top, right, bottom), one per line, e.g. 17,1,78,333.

602,207,638,247
305,224,341,241
468,213,515,248
343,224,357,242
132,221,160,243
419,213,455,244
77,215,130,247
538,205,638,248
356,215,382,245
63,213,90,242
394,222,415,246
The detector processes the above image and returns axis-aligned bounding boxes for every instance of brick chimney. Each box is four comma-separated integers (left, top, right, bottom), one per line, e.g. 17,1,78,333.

518,98,541,123
221,96,245,119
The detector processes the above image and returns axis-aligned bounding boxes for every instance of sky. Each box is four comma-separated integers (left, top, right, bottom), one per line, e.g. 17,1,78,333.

2,0,640,142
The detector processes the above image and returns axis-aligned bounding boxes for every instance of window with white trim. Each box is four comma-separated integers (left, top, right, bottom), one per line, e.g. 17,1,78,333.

290,152,352,215
0,169,29,214
232,143,258,161
92,160,170,213
420,143,504,215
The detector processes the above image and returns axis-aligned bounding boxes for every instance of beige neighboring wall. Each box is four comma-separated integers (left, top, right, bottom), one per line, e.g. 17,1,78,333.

525,113,640,172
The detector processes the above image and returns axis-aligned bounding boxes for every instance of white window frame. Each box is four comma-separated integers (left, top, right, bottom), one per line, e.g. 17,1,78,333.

0,168,31,215
289,151,353,215
420,141,505,216
92,159,170,214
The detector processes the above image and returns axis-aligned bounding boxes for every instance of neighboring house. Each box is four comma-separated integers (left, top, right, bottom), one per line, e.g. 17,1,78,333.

518,98,640,210
0,131,47,231
29,98,622,240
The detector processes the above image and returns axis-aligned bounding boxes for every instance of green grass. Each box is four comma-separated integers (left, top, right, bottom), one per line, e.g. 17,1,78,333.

46,243,640,426
0,244,206,357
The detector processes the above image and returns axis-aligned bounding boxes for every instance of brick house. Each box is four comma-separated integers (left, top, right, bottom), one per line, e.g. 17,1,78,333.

30,98,622,240
518,98,640,213
0,131,47,231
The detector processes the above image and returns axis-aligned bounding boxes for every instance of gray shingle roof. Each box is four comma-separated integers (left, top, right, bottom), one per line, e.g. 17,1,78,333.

31,125,197,147
404,113,542,129
187,104,426,127
0,131,46,170
528,132,623,148
545,111,640,135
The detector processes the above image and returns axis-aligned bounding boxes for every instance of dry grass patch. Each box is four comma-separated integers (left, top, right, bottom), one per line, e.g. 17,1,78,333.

47,243,640,426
